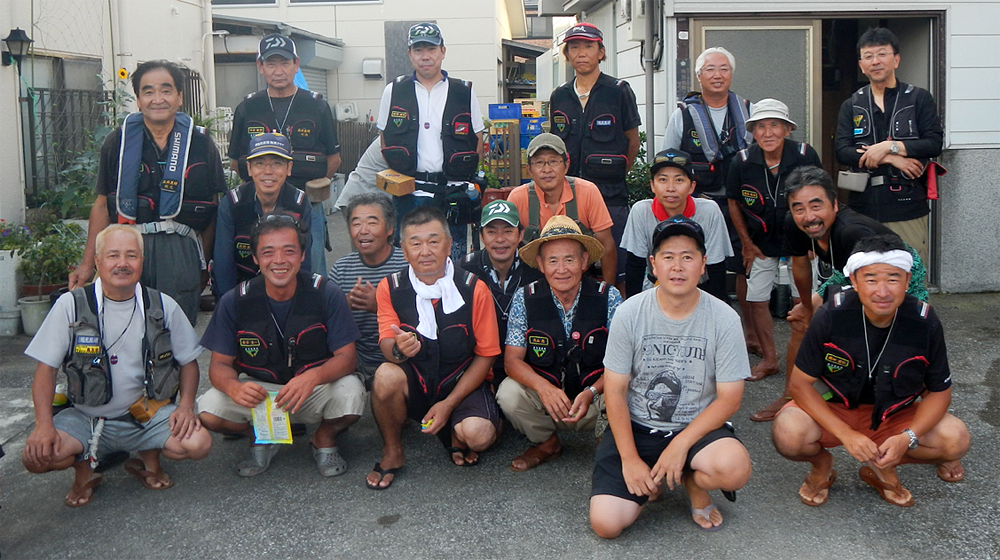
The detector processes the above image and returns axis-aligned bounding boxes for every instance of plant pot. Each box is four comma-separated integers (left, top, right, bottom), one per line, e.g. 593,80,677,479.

20,283,68,297
0,309,20,336
0,249,21,312
18,296,52,336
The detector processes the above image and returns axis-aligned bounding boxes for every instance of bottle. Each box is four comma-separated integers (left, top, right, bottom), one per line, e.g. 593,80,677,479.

53,383,68,406
466,182,480,201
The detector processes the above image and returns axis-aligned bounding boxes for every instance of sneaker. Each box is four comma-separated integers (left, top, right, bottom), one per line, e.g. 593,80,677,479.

237,444,278,477
313,445,347,477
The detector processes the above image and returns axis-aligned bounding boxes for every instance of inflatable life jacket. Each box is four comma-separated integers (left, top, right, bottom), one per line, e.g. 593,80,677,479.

63,284,179,406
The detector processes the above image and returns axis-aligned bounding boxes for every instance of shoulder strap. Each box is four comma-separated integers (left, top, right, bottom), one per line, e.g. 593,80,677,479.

527,183,540,241
565,177,579,222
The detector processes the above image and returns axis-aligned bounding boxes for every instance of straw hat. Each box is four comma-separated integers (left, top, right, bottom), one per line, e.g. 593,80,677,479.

518,215,605,269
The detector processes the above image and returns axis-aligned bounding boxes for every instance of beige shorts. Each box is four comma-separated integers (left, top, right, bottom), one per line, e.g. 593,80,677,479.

197,373,367,424
746,256,800,302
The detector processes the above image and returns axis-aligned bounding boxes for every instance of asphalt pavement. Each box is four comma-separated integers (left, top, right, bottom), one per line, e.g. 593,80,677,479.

0,213,998,560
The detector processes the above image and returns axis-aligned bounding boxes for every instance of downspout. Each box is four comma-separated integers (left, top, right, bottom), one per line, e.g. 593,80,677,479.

644,0,656,159
116,0,132,86
202,0,217,114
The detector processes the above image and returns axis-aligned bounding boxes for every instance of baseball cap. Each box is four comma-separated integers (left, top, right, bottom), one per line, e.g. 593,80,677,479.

650,215,706,256
650,148,695,180
481,199,520,228
563,22,603,43
408,22,444,47
746,98,797,130
258,34,297,61
526,133,567,159
247,133,293,160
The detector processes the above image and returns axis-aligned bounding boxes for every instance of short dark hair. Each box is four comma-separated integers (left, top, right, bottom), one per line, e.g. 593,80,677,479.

131,60,186,96
400,205,450,239
857,27,899,56
344,193,396,233
250,212,309,255
850,234,907,256
785,166,838,204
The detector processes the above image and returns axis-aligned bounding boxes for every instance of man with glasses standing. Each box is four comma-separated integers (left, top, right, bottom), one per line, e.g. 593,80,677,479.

213,133,312,297
229,33,341,277
834,27,942,265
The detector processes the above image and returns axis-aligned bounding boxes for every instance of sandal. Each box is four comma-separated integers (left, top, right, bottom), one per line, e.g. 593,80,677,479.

799,470,837,507
237,444,279,477
510,444,562,472
313,445,348,477
366,462,402,490
690,503,724,532
124,458,173,490
446,446,479,467
859,466,914,507
64,474,102,507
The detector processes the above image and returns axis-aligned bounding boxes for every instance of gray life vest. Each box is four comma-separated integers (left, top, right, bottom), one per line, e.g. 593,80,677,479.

63,284,180,407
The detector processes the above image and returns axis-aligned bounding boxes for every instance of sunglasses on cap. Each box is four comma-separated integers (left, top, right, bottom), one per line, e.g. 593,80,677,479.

653,152,689,167
257,214,300,227
653,216,702,235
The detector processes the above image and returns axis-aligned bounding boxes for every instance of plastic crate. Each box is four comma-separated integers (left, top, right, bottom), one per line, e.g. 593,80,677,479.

520,117,545,135
487,120,521,187
489,103,522,120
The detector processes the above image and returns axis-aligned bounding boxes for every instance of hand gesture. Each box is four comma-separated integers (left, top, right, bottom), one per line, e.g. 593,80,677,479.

347,277,378,313
390,324,421,358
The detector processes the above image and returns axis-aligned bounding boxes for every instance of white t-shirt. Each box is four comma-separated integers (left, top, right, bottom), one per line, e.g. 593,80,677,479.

377,73,484,176
25,288,203,418
603,288,750,432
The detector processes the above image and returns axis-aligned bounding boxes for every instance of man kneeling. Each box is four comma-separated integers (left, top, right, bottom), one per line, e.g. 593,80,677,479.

772,235,968,507
590,216,751,537
22,225,210,506
198,214,364,477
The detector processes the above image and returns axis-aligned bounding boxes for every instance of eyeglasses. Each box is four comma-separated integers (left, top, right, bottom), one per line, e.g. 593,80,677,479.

530,158,565,169
249,158,290,169
257,213,300,227
860,50,895,62
700,66,731,75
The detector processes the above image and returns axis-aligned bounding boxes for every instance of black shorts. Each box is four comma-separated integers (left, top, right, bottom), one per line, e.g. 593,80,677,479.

402,364,502,434
591,422,739,505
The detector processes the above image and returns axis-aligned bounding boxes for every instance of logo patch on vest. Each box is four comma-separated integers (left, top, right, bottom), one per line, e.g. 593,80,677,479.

553,114,567,132
390,109,408,128
689,129,701,148
824,353,849,373
248,126,266,136
454,121,470,135
239,336,262,358
528,335,548,358
742,188,760,207
74,335,101,355
157,350,173,361
161,179,178,193
595,119,612,126
236,241,251,259
853,115,863,127
293,124,312,138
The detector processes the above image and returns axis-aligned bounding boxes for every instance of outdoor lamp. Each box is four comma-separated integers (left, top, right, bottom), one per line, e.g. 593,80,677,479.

2,28,33,67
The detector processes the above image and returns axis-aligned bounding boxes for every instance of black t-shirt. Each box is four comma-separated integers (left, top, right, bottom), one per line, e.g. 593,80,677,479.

229,88,340,167
783,207,896,271
795,296,951,405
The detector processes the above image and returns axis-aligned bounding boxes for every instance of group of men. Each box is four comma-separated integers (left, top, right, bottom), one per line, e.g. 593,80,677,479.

20,22,968,539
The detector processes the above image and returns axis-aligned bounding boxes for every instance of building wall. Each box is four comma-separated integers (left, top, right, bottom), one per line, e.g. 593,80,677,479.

212,0,514,119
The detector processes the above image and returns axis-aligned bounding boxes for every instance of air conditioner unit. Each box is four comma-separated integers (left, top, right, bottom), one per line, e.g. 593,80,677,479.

335,102,359,121
362,58,385,79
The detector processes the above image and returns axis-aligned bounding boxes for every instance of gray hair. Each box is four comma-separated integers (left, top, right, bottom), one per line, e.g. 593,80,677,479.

344,192,396,233
95,224,144,257
695,47,736,75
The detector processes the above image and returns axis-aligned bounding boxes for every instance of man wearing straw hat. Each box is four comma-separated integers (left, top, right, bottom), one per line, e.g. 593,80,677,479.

499,215,622,472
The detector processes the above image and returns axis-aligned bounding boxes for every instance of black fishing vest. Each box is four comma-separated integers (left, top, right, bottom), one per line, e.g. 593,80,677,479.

381,76,480,181
847,82,928,221
522,179,593,242
522,277,609,398
234,272,332,385
387,267,478,402
234,88,332,183
105,126,219,231
733,141,814,243
63,284,179,407
549,73,632,206
227,181,310,283
678,92,751,197
818,288,935,430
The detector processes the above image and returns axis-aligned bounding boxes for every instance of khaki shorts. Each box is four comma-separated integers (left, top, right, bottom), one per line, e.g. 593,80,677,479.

197,374,367,424
746,256,800,302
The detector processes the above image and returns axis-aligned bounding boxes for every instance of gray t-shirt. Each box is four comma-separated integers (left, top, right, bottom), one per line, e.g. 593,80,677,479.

662,102,753,151
25,288,203,418
620,197,733,290
603,288,749,432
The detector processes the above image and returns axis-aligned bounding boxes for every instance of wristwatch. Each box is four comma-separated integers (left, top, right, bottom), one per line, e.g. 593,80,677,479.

902,428,919,449
587,386,599,399
890,140,900,154
391,343,407,362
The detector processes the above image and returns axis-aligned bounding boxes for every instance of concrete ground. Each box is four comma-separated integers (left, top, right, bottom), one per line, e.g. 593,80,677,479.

1,213,998,560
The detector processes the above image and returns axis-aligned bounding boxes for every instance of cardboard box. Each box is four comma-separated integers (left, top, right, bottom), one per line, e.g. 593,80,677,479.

376,169,415,196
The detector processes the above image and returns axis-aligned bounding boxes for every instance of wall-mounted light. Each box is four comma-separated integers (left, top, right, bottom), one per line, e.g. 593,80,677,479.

362,58,385,79
2,28,33,68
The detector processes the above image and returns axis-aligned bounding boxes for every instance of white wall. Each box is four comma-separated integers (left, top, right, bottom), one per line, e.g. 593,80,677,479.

213,0,513,119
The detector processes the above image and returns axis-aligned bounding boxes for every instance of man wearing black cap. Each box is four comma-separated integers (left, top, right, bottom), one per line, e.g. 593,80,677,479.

549,22,640,293
229,33,341,277
69,59,226,325
590,215,750,537
377,22,484,262
213,133,312,297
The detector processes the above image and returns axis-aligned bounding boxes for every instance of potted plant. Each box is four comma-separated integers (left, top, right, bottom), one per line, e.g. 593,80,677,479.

0,220,31,333
17,221,85,335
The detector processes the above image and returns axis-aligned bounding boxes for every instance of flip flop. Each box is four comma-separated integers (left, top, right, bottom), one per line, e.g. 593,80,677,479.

64,474,102,507
937,463,964,483
124,458,174,490
690,503,724,532
799,470,837,507
446,446,479,467
366,462,402,490
859,466,914,507
510,444,562,472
